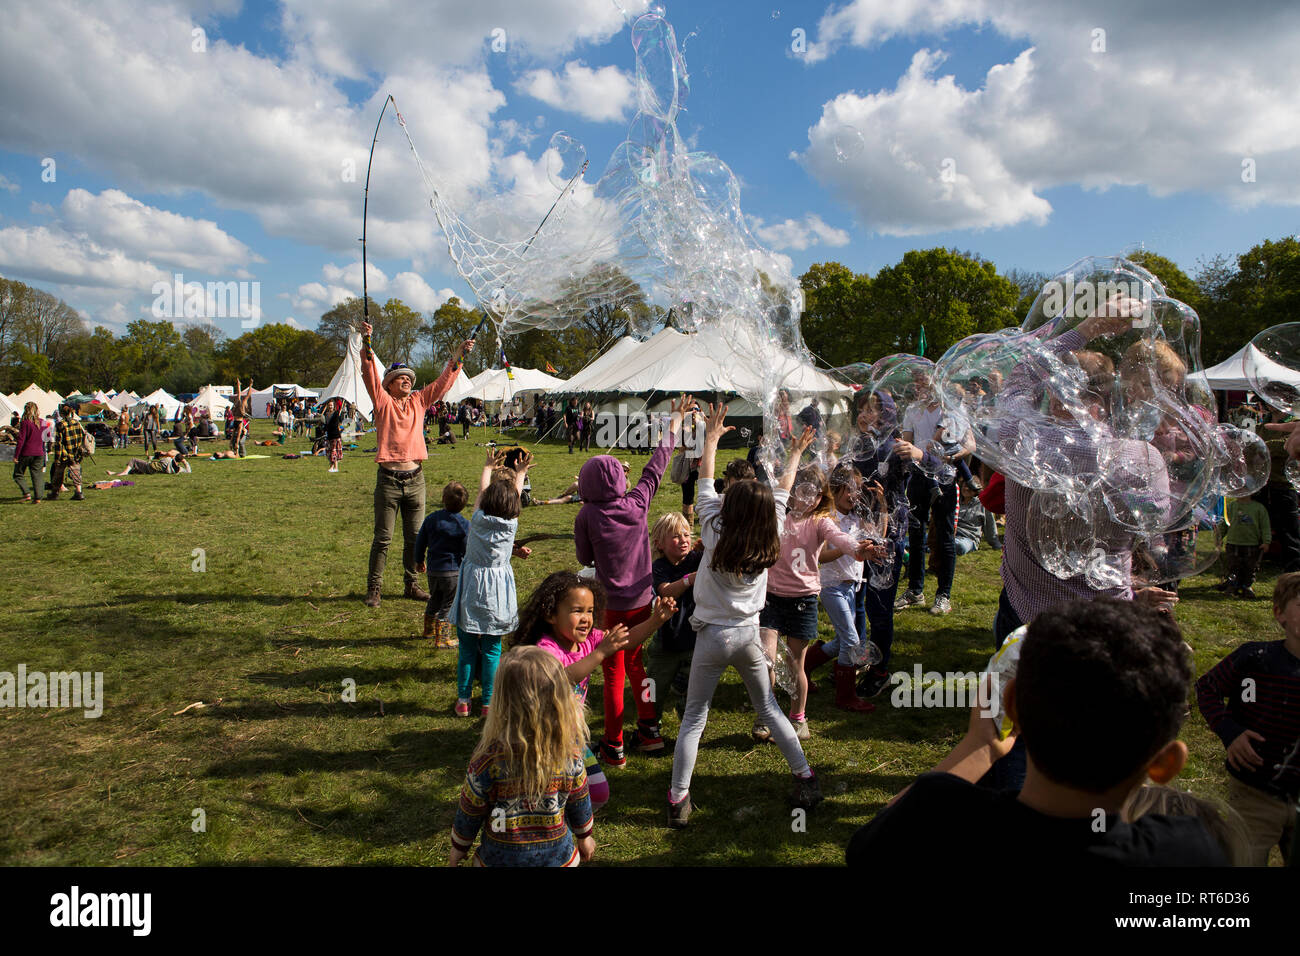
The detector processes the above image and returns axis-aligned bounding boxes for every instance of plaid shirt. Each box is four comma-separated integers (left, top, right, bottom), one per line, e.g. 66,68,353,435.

53,416,86,464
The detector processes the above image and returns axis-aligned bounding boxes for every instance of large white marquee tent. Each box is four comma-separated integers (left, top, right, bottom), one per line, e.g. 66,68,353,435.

1201,342,1300,393
551,327,850,413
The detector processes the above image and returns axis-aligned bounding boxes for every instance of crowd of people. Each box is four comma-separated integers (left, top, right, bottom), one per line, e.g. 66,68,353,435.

7,310,1297,870
342,316,1298,869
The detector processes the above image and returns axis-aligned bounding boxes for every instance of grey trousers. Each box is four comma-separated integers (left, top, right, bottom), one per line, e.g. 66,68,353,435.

669,622,810,798
368,466,426,591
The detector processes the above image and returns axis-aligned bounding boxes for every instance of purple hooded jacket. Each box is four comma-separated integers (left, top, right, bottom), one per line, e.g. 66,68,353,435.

574,434,676,611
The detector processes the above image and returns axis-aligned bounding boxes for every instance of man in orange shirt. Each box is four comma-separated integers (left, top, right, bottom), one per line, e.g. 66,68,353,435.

361,320,474,607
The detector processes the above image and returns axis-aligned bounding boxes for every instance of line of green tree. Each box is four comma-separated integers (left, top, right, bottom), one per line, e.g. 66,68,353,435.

2,236,1295,394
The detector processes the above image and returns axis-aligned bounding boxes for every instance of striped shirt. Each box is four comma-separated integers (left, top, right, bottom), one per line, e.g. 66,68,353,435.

451,746,593,866
1196,640,1300,801
998,329,1170,624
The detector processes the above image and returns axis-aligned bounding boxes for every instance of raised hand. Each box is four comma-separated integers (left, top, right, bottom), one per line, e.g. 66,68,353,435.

793,425,816,454
600,624,631,657
652,594,678,623
361,321,373,338
704,403,733,443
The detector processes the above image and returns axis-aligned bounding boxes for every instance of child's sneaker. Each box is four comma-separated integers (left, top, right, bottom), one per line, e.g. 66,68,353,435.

857,665,892,699
751,720,772,744
895,589,925,610
454,699,470,718
632,721,666,755
790,716,811,741
667,793,693,829
791,771,823,810
600,738,626,768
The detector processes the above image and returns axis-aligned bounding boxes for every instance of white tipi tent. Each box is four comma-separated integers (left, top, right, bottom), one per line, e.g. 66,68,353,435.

442,367,477,404
191,385,233,416
319,333,384,421
0,392,19,423
14,383,59,417
133,388,183,419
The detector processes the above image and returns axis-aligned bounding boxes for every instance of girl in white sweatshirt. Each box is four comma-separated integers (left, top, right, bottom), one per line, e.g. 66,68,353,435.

666,404,822,828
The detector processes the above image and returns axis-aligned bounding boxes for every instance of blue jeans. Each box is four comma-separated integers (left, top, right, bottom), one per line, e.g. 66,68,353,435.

820,580,862,666
907,478,956,598
857,541,903,668
457,633,502,705
955,536,978,556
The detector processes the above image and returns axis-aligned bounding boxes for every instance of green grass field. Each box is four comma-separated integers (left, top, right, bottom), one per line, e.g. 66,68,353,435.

0,421,1282,865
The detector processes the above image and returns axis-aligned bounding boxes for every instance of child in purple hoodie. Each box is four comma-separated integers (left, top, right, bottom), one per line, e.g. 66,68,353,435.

575,396,691,766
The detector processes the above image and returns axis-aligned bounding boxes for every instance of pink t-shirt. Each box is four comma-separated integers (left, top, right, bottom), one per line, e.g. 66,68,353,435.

536,630,604,702
767,515,860,598
362,352,460,465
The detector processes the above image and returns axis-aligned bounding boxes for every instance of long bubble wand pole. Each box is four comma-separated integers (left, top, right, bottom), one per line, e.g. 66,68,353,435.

359,95,395,333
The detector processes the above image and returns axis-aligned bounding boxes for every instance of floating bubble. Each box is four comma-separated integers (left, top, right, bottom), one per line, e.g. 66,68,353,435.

1245,322,1300,414
1215,424,1269,498
833,125,865,163
773,637,797,697
545,131,587,190
1132,528,1222,588
847,640,882,669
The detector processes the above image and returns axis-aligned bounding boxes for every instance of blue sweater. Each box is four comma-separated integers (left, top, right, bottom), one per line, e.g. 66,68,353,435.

415,509,470,572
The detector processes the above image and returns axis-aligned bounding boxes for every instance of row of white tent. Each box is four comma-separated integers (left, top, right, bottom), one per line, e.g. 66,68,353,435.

7,333,1287,429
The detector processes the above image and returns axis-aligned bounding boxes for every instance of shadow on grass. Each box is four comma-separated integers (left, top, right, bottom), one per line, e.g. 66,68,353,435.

52,590,369,608
202,699,449,720
203,729,477,781
245,666,447,687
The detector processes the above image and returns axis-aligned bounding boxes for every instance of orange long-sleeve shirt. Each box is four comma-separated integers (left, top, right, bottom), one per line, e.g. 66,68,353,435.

361,346,460,465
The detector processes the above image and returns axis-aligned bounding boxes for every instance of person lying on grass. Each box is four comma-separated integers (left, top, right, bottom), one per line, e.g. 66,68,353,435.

107,452,191,476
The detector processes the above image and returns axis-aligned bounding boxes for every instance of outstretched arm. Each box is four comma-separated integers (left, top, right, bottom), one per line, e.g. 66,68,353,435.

473,447,495,511
777,426,816,493
697,402,734,484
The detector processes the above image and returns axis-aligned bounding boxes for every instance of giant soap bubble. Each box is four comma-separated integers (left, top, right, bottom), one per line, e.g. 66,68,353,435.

1245,322,1300,414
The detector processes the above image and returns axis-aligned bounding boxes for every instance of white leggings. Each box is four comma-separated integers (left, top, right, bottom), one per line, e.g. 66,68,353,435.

669,621,810,799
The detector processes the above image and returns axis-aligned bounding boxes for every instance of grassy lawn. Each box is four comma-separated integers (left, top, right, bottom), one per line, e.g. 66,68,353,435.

0,421,1282,866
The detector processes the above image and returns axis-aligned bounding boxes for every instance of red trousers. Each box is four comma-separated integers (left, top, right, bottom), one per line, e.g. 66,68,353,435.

601,604,658,743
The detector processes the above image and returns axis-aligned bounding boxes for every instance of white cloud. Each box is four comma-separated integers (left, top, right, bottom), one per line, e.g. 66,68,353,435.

796,0,1300,236
0,174,18,194
514,61,636,123
0,224,169,291
390,271,455,312
294,261,454,316
60,188,260,274
751,213,851,251
279,0,644,77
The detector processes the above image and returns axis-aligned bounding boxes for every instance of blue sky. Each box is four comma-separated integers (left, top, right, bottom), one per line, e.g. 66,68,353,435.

0,0,1296,343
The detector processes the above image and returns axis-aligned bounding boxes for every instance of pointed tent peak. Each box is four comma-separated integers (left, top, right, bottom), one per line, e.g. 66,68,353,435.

318,332,384,421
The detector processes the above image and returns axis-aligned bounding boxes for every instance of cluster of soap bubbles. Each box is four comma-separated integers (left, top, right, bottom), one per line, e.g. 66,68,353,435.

923,255,1268,589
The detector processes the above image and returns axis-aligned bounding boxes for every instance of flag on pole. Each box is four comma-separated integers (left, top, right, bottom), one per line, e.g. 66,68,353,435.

501,347,514,380
917,325,927,357
545,360,558,374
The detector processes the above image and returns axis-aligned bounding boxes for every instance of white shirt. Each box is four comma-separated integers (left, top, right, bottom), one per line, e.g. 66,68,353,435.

901,402,943,447
690,481,790,629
